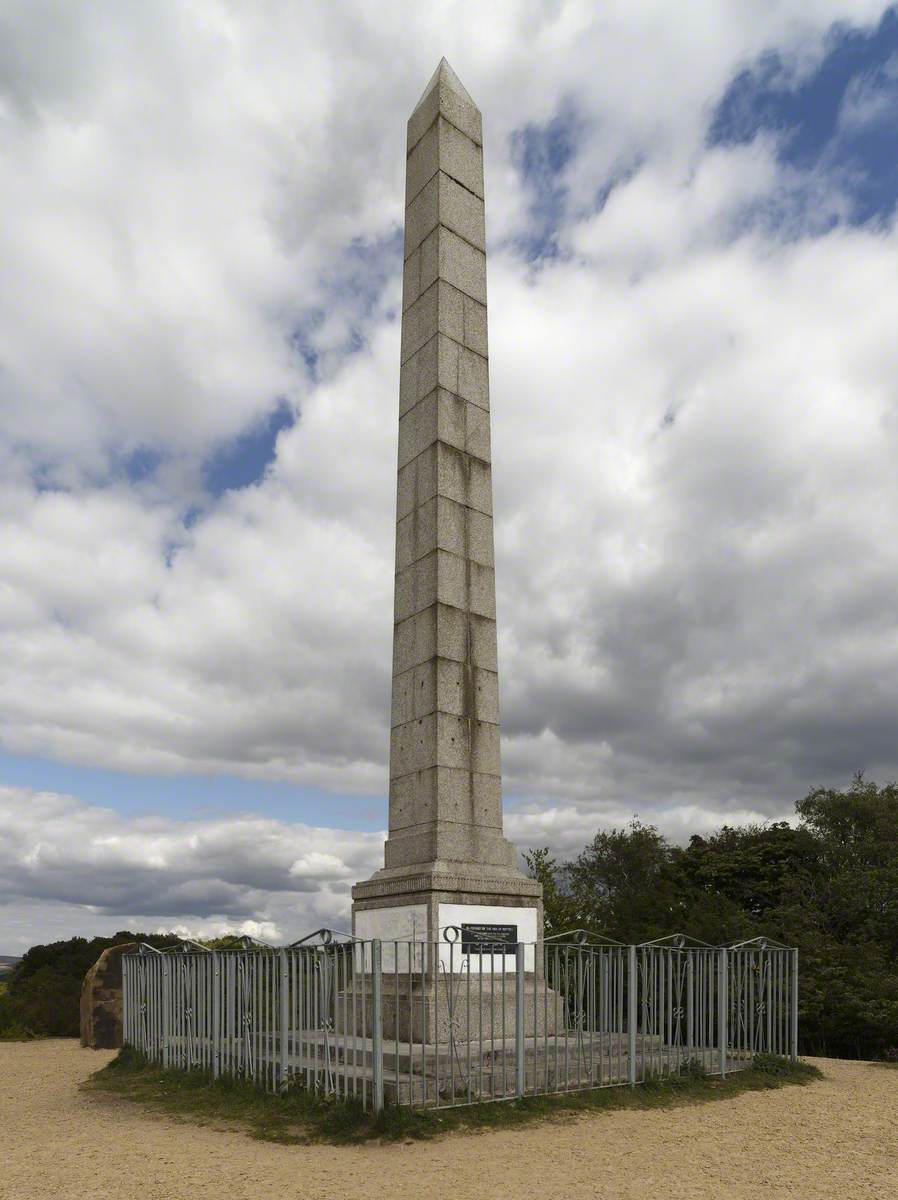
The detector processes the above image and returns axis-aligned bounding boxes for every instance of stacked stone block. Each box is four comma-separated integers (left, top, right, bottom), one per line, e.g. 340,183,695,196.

383,61,520,879
353,60,540,934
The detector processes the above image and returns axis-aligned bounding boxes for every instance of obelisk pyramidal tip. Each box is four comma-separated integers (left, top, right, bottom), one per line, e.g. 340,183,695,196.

352,61,542,946
412,57,478,114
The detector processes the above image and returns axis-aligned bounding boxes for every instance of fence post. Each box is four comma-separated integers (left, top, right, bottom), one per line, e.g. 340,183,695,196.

515,942,525,1098
372,940,384,1114
718,947,728,1077
123,955,131,1046
279,948,289,1090
211,951,220,1079
686,951,694,1062
790,948,799,1062
628,945,637,1086
162,958,170,1069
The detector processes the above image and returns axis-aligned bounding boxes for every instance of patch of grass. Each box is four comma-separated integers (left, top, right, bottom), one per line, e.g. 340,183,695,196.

0,1016,36,1041
85,1048,822,1145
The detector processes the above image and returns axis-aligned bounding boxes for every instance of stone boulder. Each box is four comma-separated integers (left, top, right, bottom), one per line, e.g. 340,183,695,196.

80,942,137,1049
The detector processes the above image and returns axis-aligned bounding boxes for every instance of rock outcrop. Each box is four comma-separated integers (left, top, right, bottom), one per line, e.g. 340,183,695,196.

80,942,137,1049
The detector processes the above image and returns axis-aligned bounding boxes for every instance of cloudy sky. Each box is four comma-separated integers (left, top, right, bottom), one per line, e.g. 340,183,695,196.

3,1,898,952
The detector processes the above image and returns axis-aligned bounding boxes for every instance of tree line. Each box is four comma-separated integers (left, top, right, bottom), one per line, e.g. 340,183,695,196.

526,774,898,1060
0,930,275,1039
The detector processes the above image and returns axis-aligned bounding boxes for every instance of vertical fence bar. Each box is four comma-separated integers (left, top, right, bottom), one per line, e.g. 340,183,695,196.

393,944,400,1105
198,956,205,1069
132,957,138,1048
211,951,220,1079
279,948,289,1090
790,947,799,1062
371,940,383,1113
686,950,694,1065
718,947,728,1078
162,958,170,1068
123,956,131,1046
549,943,557,1092
515,942,525,1098
142,957,148,1054
125,957,132,1046
208,954,214,1072
132,958,138,1048
432,936,439,1104
470,945,477,1104
355,940,360,1099
776,949,783,1056
501,942,508,1098
627,944,637,1085
170,958,177,1070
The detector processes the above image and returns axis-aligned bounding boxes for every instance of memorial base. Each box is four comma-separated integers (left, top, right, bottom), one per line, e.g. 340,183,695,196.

336,973,565,1043
351,867,545,968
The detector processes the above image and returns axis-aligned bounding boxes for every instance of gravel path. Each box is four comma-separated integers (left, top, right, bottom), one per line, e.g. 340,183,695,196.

3,1040,896,1200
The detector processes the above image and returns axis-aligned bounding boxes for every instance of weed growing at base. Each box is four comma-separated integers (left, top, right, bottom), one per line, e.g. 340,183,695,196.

86,1047,822,1145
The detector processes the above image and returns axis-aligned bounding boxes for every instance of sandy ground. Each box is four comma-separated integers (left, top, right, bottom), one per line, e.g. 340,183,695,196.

2,1041,897,1200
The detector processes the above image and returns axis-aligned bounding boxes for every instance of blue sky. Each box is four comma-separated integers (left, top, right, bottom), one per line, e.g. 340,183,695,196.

0,751,383,828
711,7,898,225
201,398,295,496
3,2,898,951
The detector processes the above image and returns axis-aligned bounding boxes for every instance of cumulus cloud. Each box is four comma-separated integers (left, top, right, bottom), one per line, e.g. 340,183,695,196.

0,783,777,950
0,786,383,946
2,2,898,946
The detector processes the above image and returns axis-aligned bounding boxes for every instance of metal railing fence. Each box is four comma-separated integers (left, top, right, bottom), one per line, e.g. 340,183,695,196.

123,931,798,1112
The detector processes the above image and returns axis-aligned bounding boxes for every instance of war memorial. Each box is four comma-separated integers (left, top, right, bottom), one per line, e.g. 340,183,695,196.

351,58,544,960
119,62,798,1112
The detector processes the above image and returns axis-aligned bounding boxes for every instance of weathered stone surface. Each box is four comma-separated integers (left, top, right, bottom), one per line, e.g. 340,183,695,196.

400,342,489,420
80,942,137,1050
401,283,488,368
404,173,486,258
390,659,499,726
352,59,540,929
397,442,494,519
405,116,484,205
406,58,483,151
395,496,494,571
403,225,487,312
388,766,503,829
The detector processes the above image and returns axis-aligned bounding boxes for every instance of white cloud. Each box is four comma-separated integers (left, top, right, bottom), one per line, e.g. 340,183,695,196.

838,51,898,130
163,919,284,944
2,1,898,949
0,785,384,944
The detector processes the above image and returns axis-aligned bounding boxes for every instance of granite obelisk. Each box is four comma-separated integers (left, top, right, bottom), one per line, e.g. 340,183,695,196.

352,60,542,950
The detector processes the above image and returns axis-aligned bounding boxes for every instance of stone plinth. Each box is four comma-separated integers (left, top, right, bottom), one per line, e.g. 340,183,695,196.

335,973,565,1044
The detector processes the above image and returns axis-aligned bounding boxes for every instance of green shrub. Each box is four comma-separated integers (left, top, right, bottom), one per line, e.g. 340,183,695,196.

0,931,178,1040
678,1056,708,1079
530,776,898,1061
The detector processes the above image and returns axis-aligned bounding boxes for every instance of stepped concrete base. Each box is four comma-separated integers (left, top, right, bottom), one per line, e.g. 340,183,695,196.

281,1029,749,1106
335,973,565,1042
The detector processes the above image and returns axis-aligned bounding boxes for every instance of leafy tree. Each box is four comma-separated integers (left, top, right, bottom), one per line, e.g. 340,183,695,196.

0,931,179,1039
565,820,685,943
525,778,898,1060
522,848,579,938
